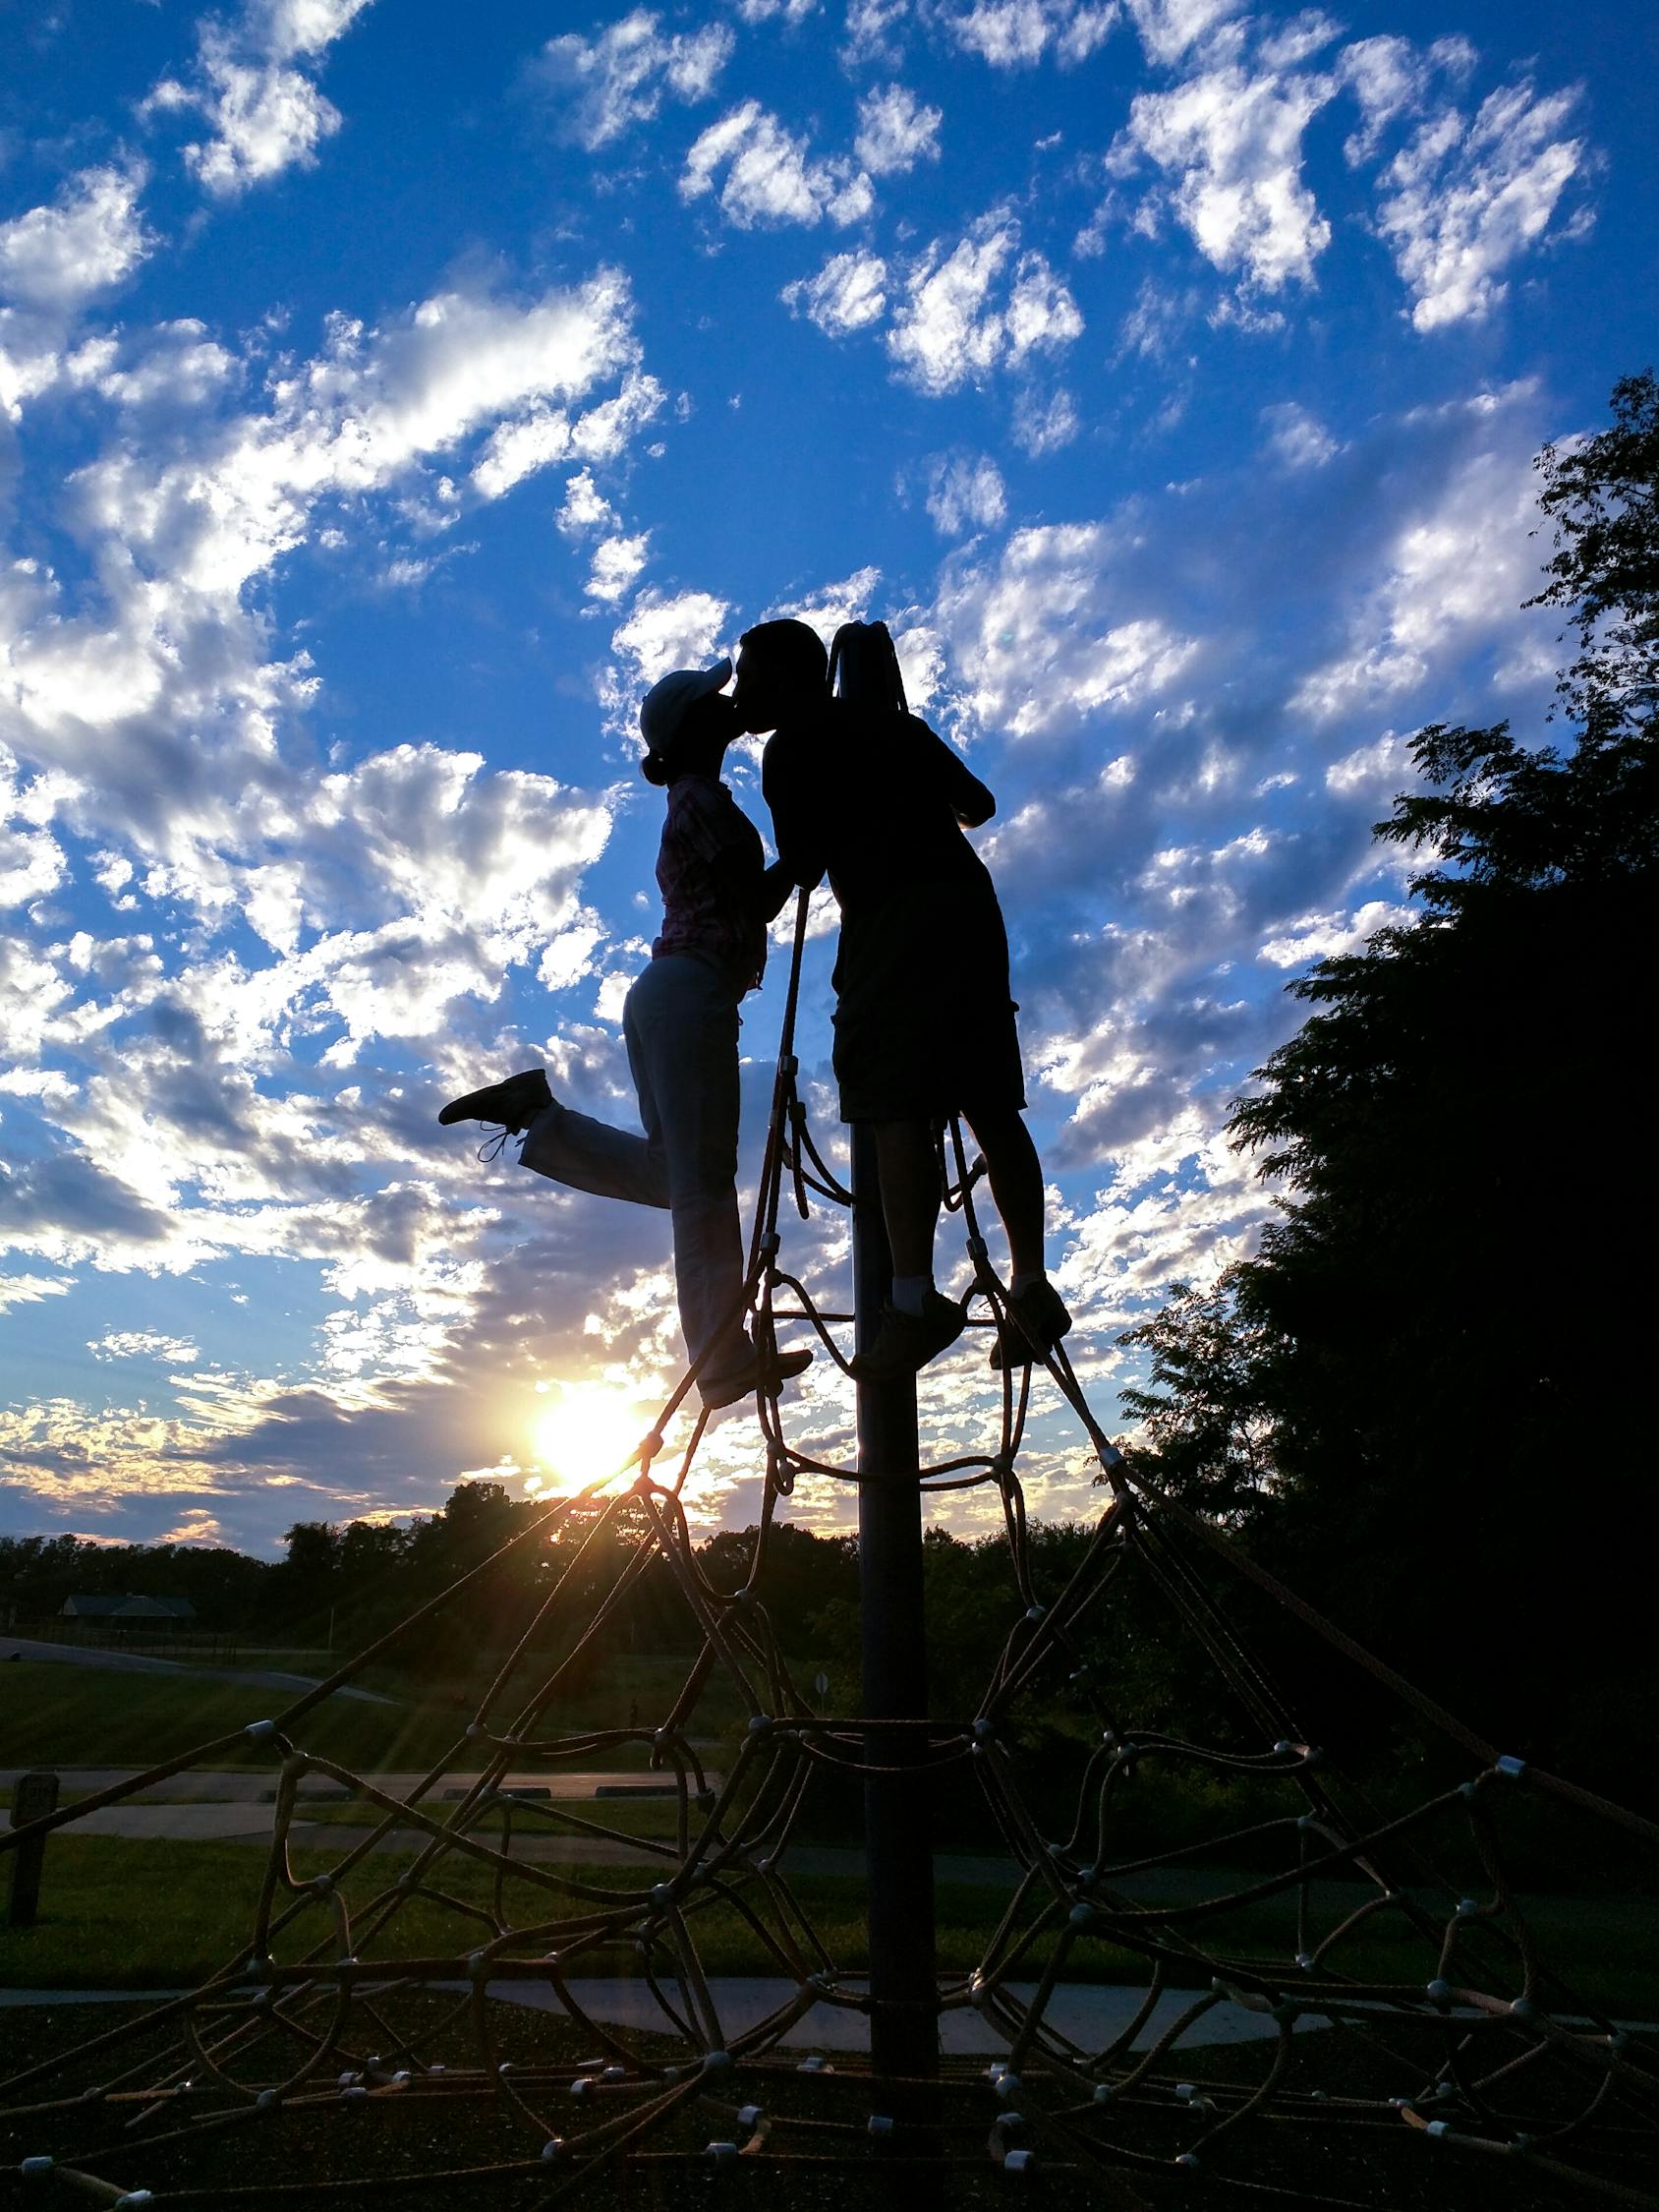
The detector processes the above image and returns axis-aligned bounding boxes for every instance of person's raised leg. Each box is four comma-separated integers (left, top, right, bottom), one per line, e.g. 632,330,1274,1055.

518,1075,669,1209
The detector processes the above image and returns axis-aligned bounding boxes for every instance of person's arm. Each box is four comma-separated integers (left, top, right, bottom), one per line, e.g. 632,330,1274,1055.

757,855,796,922
709,846,795,927
761,735,828,889
909,716,995,828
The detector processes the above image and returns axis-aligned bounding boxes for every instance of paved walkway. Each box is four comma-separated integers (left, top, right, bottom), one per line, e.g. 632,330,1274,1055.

485,1976,1310,2052
1,1767,703,1805
0,1977,1304,2052
2,1776,1383,1902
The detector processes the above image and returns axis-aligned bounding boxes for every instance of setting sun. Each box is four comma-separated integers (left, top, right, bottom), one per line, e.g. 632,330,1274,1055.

527,1383,655,1495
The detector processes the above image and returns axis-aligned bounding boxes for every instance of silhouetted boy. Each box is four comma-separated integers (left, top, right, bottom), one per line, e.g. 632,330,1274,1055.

734,618,1070,1380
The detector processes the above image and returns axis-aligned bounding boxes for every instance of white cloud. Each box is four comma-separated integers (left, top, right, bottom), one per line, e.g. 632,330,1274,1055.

925,453,1006,536
557,468,618,537
1257,898,1406,967
736,0,819,19
1374,80,1586,330
681,101,872,229
254,1,375,62
0,167,154,421
552,469,652,603
1012,385,1080,455
887,214,1082,394
0,1273,75,1314
89,1329,202,1364
1122,0,1242,65
854,83,942,174
587,533,651,604
781,250,887,334
470,406,573,500
609,588,729,691
0,166,151,313
147,0,374,197
1260,399,1338,467
944,0,1117,69
935,522,1198,738
1292,397,1543,721
1338,33,1474,165
1324,732,1412,796
536,10,732,153
1,744,71,907
68,273,644,610
75,320,239,414
1115,52,1336,292
772,564,883,644
842,0,910,63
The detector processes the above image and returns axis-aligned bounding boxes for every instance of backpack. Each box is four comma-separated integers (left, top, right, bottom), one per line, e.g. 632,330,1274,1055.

828,619,908,717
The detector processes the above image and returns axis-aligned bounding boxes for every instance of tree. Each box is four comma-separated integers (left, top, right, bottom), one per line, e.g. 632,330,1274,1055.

1219,374,1659,1788
1115,1273,1279,1528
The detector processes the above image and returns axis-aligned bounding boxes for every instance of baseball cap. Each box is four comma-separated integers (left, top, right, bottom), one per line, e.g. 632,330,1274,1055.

639,659,733,783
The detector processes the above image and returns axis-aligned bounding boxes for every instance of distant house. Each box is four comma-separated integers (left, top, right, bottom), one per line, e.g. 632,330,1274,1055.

60,1595,197,1624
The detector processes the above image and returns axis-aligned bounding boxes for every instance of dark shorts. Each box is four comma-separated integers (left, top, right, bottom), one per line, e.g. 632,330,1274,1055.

831,877,1027,1124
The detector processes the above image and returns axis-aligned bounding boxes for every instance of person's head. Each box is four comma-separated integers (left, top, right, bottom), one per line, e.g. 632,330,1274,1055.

732,618,829,734
639,661,738,786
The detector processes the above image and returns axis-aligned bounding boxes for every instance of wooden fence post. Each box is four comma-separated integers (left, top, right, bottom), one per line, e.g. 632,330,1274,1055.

8,1770,60,1929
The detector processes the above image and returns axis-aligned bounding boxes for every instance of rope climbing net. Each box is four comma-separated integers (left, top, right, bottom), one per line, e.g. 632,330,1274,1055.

4,894,1657,2210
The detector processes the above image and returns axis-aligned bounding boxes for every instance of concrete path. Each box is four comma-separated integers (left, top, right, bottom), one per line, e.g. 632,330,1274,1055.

3,1795,1325,1903
0,1637,389,1702
38,1804,696,1851
489,1976,1307,2053
1,1767,705,1804
0,1977,1305,2052
0,1780,1370,1904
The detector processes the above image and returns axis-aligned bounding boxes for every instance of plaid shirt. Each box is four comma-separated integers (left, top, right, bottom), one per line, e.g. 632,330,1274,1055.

652,775,767,994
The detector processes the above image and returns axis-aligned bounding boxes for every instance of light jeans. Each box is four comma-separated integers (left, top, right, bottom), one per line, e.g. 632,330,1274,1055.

519,955,750,1385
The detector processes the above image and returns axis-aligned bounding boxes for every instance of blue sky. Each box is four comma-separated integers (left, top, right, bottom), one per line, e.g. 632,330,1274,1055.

1,0,1652,1555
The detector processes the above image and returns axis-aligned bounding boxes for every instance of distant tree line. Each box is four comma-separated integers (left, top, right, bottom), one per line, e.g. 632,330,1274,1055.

0,1495,1118,1724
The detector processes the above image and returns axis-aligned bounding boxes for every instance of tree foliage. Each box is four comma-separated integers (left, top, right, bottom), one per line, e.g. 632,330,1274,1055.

1115,1275,1279,1528
1126,373,1659,1788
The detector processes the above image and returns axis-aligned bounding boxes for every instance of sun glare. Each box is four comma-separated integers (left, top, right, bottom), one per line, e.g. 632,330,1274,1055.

527,1383,653,1495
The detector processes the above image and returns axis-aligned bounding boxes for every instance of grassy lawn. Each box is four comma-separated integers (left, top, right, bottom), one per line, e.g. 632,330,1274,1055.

286,1790,699,1840
0,1836,1144,1990
4,1833,1656,2022
0,1659,716,1776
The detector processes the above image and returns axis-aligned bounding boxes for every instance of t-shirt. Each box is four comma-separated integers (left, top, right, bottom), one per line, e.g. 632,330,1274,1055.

762,703,995,912
652,774,768,994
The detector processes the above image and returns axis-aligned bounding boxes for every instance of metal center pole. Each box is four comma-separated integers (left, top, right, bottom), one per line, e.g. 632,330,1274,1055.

851,1123,939,2084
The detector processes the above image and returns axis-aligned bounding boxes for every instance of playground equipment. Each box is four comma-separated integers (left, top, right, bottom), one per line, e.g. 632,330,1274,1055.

4,891,1656,2207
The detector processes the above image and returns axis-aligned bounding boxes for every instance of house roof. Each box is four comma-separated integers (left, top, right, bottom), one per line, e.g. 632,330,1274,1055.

61,1594,197,1620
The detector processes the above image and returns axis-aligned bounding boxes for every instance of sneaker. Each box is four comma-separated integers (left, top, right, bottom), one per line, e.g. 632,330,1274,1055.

700,1344,814,1410
990,1276,1072,1369
437,1068,552,1133
848,1291,966,1382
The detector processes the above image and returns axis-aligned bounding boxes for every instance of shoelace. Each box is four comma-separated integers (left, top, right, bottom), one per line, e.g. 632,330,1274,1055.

475,1125,516,1164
